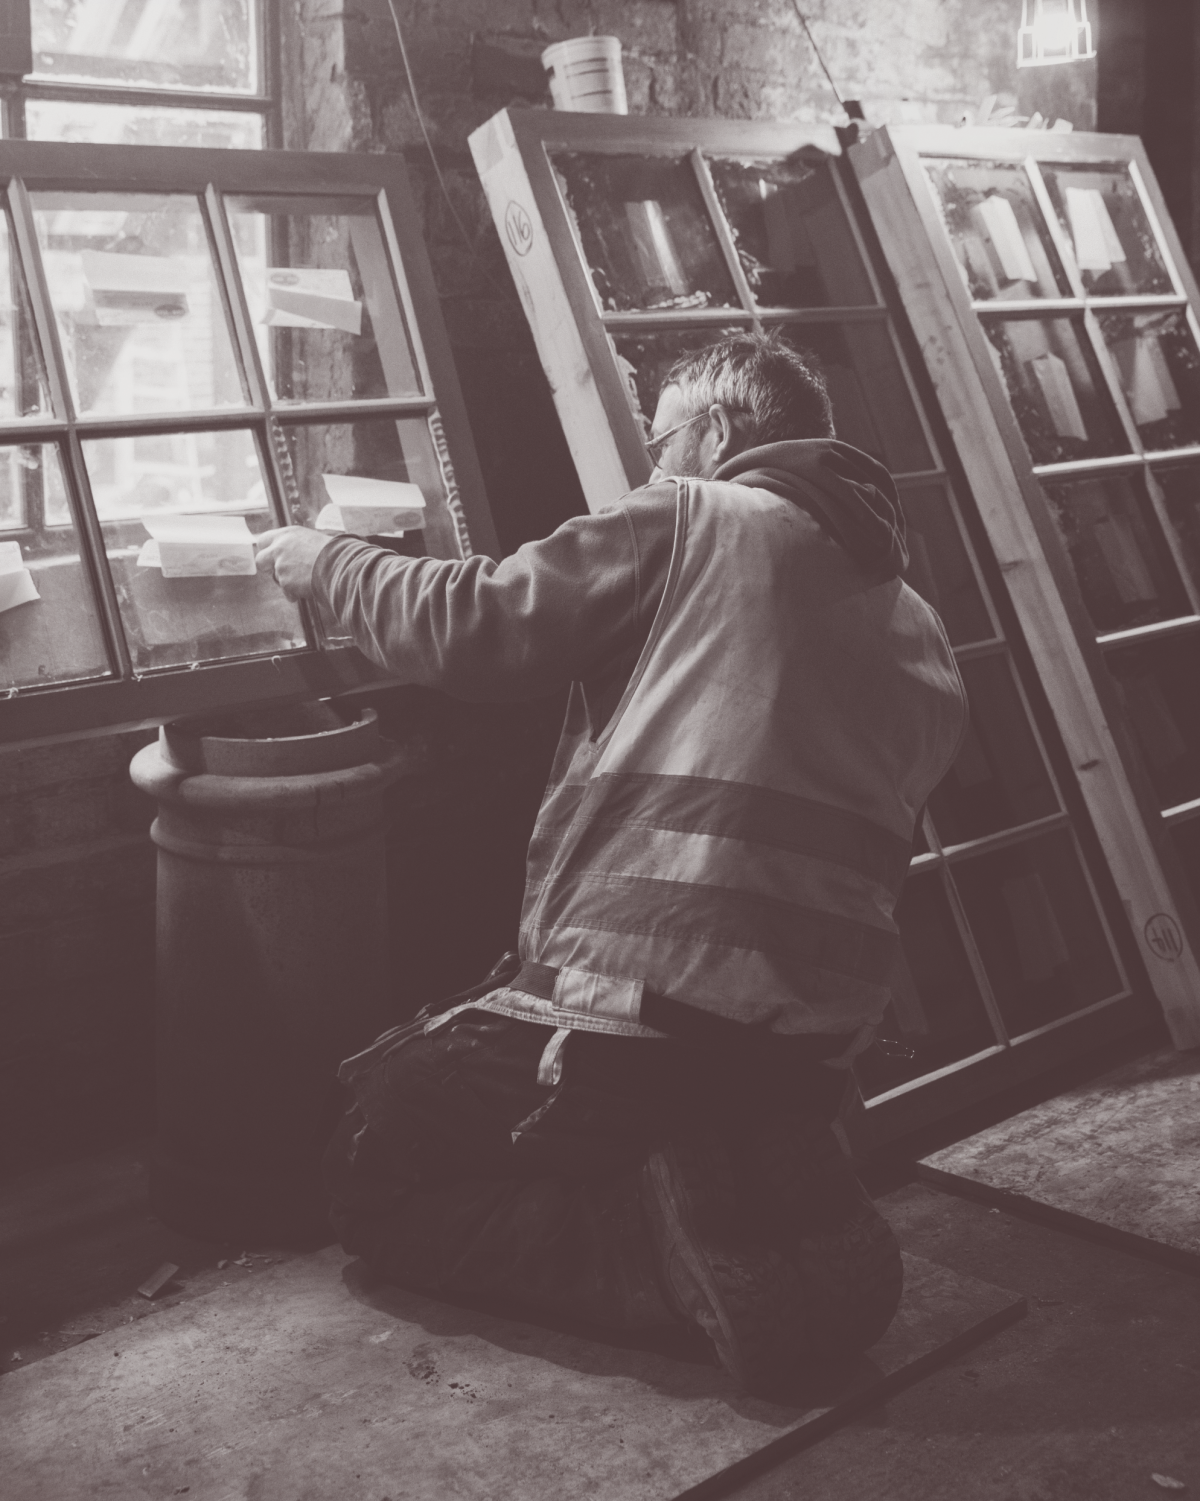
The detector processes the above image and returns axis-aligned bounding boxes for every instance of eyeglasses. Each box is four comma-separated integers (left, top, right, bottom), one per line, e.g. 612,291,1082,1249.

644,410,711,465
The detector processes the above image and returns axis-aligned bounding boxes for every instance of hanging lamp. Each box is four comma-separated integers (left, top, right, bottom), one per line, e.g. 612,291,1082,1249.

1016,0,1096,68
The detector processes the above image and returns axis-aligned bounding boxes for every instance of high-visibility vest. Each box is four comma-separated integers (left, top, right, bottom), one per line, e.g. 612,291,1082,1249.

516,477,967,1035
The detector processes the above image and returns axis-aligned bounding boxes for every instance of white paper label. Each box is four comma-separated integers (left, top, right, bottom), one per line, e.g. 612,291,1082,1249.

137,513,256,577
264,268,362,335
1065,187,1126,274
973,195,1038,284
1029,352,1089,440
317,474,426,535
82,250,190,326
0,539,39,613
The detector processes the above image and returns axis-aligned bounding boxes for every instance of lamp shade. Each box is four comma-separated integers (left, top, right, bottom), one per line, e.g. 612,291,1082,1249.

1017,0,1096,68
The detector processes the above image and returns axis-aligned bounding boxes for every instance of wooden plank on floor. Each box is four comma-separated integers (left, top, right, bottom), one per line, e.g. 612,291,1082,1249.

0,1246,1024,1501
919,1046,1200,1275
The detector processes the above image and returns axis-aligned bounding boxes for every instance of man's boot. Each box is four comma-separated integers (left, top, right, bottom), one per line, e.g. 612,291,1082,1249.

640,1111,903,1393
640,1134,803,1392
747,1103,904,1360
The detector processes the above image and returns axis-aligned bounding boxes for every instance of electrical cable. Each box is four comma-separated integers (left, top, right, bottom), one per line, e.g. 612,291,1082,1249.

788,1,852,117
382,0,510,296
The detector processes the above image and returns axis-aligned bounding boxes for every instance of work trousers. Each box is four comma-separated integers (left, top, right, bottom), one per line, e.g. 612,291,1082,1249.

323,998,902,1350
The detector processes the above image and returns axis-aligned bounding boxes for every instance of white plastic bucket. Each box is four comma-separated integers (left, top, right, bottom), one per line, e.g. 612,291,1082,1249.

542,36,628,114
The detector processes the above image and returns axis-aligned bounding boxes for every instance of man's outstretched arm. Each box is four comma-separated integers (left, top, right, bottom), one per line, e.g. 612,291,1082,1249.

253,496,674,702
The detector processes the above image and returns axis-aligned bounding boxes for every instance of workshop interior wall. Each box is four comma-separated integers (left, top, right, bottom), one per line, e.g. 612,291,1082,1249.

284,0,1024,553
1,0,1097,1175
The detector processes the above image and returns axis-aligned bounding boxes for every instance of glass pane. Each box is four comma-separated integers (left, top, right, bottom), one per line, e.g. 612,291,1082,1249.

1041,472,1189,634
1106,633,1200,809
706,155,875,309
83,425,264,522
899,484,994,645
275,415,462,644
551,152,739,313
0,209,51,420
84,427,303,671
27,99,264,150
0,443,110,690
1156,463,1200,595
855,873,999,1099
1041,162,1173,296
31,0,258,94
32,193,246,417
276,414,459,553
229,195,421,405
610,325,747,436
1098,309,1200,452
777,322,933,473
921,158,1070,302
927,652,1059,845
982,316,1126,464
951,829,1123,1037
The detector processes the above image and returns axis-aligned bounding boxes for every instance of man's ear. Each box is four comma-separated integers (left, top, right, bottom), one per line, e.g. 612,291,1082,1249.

710,403,742,463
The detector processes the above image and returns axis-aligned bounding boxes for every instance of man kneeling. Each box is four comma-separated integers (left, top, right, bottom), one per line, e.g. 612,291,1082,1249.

256,334,966,1393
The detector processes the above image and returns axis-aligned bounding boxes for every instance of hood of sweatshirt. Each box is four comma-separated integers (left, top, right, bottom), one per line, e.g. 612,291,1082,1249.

714,438,909,583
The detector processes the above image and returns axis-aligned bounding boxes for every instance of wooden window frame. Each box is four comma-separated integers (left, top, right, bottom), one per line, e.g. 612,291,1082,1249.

469,107,1152,1139
0,139,497,746
852,123,1200,1049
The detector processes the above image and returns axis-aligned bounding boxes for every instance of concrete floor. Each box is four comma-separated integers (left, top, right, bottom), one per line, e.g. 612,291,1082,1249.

2,1140,1198,1500
736,1182,1200,1501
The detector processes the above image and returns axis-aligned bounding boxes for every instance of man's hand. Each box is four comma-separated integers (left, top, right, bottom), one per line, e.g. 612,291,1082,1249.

254,527,335,601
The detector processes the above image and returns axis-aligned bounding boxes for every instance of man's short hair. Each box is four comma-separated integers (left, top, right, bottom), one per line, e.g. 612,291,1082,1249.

663,332,835,446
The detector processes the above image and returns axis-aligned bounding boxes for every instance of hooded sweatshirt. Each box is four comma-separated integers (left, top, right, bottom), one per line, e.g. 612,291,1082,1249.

313,440,966,1037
